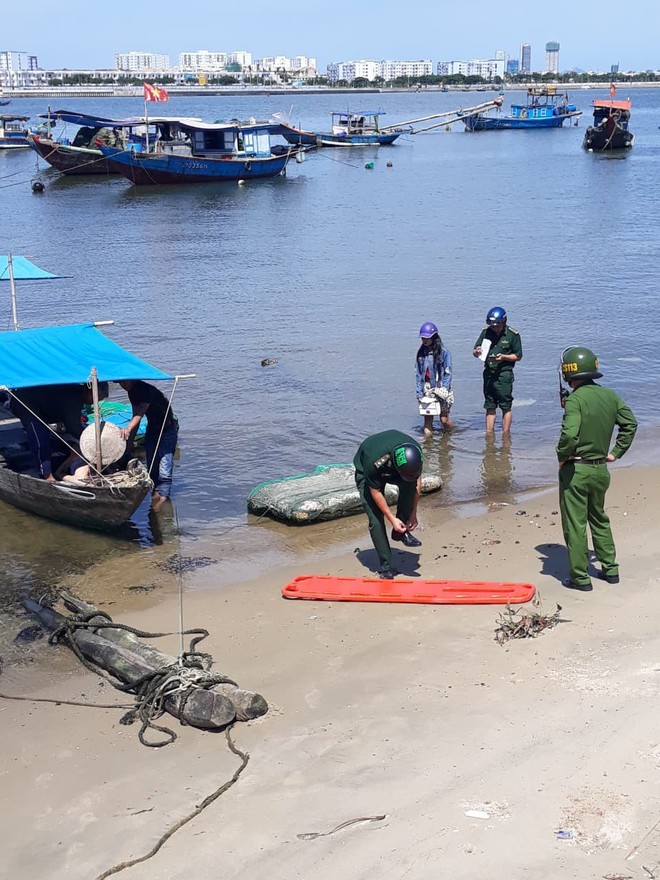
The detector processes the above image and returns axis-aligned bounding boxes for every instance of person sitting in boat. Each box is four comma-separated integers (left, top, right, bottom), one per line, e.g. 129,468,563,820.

118,380,178,511
10,383,106,481
416,322,454,436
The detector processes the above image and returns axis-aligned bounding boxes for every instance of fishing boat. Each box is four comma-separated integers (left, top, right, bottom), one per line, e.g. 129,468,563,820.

279,110,402,146
0,115,30,149
0,99,11,107
0,323,174,530
28,110,202,176
463,87,581,131
582,93,633,151
0,256,189,531
99,118,298,185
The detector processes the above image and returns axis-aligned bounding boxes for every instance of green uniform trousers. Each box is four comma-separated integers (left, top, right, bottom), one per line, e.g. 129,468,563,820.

357,479,417,573
483,370,514,412
559,461,617,585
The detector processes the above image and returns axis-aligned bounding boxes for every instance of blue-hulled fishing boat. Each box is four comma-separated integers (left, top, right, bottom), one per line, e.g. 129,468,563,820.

0,115,30,149
99,118,297,184
28,109,201,175
463,87,581,131
279,110,402,147
583,93,633,151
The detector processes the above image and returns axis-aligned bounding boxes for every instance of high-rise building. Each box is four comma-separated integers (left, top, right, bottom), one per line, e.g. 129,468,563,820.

179,50,228,71
545,41,559,74
115,52,170,71
506,59,520,75
520,43,531,73
436,56,505,78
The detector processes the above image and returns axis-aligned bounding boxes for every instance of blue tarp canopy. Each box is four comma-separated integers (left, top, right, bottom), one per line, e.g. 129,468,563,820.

0,323,172,389
37,110,204,129
0,256,64,282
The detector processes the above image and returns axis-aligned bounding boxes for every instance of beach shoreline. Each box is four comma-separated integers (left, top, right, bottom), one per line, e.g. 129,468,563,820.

2,459,659,879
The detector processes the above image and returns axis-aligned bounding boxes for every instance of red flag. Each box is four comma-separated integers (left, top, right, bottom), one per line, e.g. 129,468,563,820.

610,82,616,99
143,82,169,103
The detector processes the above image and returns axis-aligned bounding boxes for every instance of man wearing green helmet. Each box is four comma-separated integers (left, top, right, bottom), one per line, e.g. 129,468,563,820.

354,430,423,579
556,346,637,591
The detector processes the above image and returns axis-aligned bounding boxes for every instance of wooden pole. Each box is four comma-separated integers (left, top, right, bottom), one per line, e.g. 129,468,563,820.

8,253,19,331
90,366,103,474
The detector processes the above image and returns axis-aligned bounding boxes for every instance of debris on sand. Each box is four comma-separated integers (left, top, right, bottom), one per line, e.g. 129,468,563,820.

495,596,568,645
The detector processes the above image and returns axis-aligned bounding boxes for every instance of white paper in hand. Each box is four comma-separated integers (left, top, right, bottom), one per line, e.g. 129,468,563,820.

478,338,492,362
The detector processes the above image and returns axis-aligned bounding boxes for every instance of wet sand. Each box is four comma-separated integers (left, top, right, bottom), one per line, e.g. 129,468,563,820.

2,461,660,880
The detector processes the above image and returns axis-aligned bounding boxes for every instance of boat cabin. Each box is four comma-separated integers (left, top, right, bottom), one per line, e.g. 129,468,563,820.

331,111,384,136
510,88,577,121
591,99,631,129
169,119,280,159
0,115,30,147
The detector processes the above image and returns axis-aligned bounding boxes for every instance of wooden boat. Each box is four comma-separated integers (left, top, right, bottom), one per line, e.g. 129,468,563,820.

0,312,183,531
463,87,581,131
583,95,633,151
0,445,152,530
279,110,402,147
0,99,11,107
28,110,202,175
0,114,30,149
99,118,299,185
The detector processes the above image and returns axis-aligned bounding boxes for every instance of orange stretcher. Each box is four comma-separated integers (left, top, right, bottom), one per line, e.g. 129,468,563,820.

282,575,536,605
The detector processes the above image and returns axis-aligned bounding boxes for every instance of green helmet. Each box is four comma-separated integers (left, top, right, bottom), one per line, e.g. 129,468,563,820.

560,346,603,381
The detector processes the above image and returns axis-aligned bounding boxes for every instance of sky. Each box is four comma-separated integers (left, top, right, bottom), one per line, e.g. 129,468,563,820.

4,0,660,72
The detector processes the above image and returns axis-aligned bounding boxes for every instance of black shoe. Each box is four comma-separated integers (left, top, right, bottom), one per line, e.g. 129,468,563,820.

378,569,396,580
563,579,593,592
391,530,422,548
597,572,620,584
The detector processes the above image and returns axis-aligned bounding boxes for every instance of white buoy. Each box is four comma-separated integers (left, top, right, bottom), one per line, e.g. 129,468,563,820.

238,179,246,186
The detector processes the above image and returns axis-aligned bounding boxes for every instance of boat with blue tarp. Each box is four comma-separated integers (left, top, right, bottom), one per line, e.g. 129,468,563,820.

0,322,177,529
279,110,402,147
28,109,201,175
463,87,581,131
0,115,30,149
98,118,299,184
583,89,633,151
0,255,189,530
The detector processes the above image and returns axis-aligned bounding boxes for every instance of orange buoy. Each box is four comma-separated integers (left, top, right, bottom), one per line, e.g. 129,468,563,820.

282,575,535,605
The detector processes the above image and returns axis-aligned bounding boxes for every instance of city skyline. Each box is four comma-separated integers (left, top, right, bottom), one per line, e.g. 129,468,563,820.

3,0,659,71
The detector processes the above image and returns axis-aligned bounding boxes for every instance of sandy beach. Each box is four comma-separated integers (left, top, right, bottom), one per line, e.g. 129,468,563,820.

2,460,659,880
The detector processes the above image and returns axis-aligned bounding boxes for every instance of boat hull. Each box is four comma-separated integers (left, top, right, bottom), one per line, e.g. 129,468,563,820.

464,113,578,131
279,122,399,147
0,137,29,149
28,134,117,174
100,146,290,184
583,126,634,151
0,455,152,530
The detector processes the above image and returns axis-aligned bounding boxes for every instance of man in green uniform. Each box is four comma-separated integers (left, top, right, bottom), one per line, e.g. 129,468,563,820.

354,430,423,579
473,306,523,433
557,345,637,591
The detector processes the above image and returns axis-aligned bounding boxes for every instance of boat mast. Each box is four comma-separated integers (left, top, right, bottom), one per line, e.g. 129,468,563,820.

90,366,103,475
8,253,19,331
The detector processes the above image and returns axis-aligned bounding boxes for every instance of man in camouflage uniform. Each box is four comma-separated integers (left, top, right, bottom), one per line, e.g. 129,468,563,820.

473,306,522,433
557,345,637,591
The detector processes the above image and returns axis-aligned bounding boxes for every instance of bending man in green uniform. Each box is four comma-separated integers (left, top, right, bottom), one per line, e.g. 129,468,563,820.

354,430,423,579
557,345,637,591
473,306,523,433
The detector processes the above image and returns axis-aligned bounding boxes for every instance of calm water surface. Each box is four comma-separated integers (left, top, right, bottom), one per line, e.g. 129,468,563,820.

1,88,659,641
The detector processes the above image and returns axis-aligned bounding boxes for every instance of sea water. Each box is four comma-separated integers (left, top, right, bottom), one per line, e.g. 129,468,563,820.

0,88,659,639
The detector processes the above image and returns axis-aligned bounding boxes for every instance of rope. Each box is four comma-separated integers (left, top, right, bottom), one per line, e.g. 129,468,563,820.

93,726,249,880
47,612,237,747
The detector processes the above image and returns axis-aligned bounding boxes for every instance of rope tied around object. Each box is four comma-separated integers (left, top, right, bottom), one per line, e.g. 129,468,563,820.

48,613,237,746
